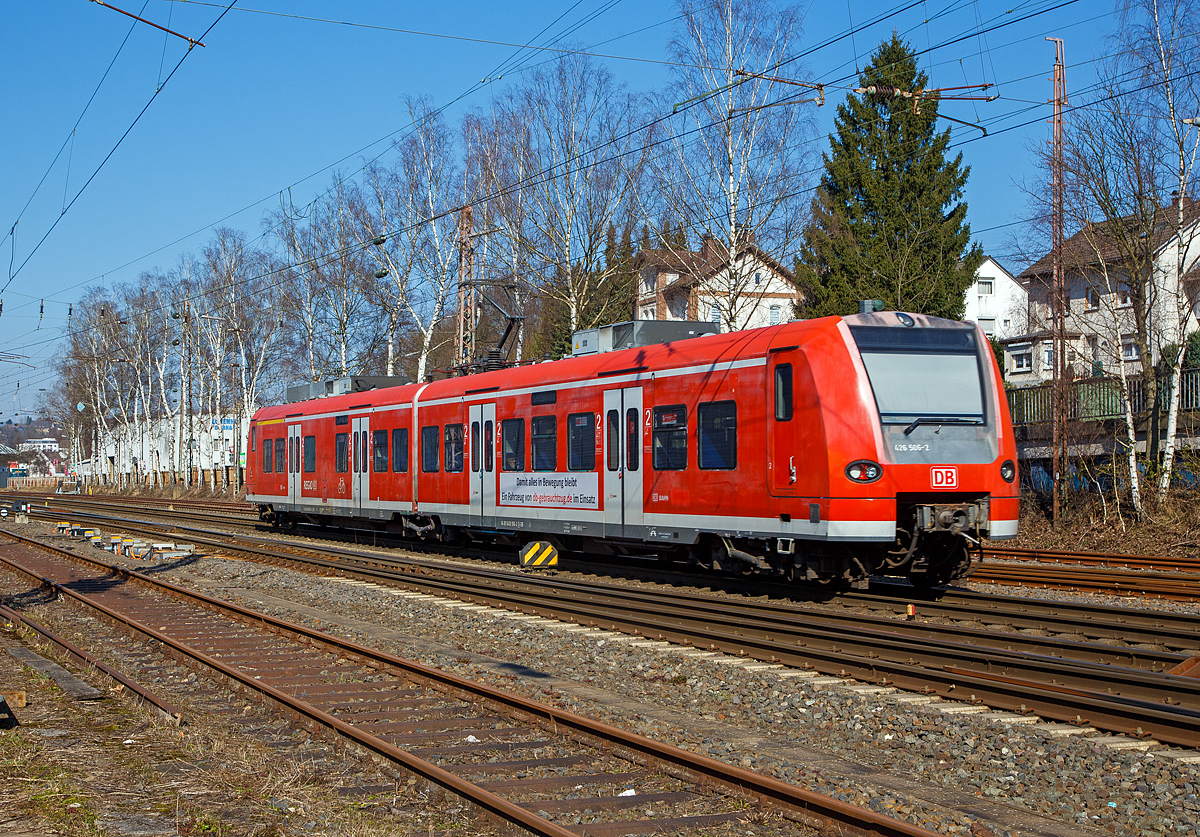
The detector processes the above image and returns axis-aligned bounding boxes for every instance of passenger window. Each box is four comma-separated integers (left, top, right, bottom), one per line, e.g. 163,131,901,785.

251,426,256,452
568,412,596,471
698,401,737,470
392,428,408,473
444,424,465,473
303,435,316,473
275,438,286,473
652,405,687,470
263,439,273,473
484,420,494,472
775,364,793,421
501,419,524,471
471,422,480,472
421,426,440,472
361,430,368,474
335,433,349,473
626,408,639,471
532,416,556,471
372,429,388,472
353,431,360,473
606,410,620,471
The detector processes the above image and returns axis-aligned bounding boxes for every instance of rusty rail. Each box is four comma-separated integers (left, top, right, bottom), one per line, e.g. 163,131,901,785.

0,527,940,837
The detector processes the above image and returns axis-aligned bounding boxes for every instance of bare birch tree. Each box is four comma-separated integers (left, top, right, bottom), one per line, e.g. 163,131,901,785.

653,0,811,329
484,53,649,336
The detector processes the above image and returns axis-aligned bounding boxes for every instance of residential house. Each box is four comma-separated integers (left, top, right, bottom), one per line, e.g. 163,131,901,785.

633,234,801,331
1003,197,1200,385
961,256,1027,341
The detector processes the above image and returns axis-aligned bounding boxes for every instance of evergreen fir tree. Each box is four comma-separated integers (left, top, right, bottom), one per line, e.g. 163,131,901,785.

795,35,983,319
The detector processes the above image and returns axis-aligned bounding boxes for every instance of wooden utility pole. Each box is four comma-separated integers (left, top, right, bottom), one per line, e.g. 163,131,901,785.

1048,37,1067,524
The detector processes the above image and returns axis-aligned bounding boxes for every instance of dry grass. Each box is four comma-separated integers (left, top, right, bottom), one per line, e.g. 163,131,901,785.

1008,488,1200,556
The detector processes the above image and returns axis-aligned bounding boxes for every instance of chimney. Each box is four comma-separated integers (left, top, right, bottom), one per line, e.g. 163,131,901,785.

700,234,720,267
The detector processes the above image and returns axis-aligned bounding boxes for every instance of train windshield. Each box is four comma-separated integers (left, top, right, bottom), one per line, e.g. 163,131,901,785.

849,326,985,426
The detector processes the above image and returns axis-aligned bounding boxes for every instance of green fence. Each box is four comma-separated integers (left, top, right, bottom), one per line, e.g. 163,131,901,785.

1006,368,1200,425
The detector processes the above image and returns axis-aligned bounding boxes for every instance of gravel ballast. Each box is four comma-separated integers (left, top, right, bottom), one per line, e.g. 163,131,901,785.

10,517,1200,837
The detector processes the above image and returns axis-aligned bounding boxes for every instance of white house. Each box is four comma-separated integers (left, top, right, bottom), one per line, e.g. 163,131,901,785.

633,234,801,331
1003,196,1200,385
961,256,1027,341
18,437,61,454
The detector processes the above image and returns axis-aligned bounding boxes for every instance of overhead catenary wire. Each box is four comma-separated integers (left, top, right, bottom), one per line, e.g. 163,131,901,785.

1,0,1175,395
0,0,240,294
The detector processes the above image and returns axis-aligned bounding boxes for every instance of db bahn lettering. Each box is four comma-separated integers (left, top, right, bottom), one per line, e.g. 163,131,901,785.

931,466,958,489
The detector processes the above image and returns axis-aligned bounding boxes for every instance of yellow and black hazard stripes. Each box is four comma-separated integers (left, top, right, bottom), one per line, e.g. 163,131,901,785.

519,541,558,568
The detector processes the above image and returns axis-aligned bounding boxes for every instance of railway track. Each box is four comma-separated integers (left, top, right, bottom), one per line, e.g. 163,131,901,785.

21,503,1200,749
0,528,934,837
20,493,1200,602
982,544,1200,572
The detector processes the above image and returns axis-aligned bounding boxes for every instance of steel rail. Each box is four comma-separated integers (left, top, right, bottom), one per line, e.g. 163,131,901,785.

0,527,941,837
0,600,183,726
973,562,1200,600
27,509,1200,747
982,544,1200,572
31,506,1190,670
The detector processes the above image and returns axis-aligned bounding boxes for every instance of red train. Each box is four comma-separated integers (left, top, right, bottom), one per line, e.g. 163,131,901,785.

246,312,1018,587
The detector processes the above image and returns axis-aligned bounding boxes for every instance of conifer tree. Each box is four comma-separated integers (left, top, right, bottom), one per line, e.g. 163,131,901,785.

795,35,982,319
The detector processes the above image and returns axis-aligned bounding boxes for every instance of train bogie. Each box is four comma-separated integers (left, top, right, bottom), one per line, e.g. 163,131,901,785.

247,312,1018,588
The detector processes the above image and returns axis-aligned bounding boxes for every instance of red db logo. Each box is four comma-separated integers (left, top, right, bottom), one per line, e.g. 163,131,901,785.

931,466,958,489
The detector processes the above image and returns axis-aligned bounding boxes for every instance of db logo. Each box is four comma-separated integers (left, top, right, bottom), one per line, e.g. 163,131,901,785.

931,466,958,489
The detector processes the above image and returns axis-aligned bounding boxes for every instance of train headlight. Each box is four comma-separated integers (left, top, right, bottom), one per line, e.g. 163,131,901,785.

845,460,882,484
1000,459,1016,483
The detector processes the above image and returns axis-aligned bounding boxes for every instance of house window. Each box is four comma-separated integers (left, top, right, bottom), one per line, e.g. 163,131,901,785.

769,305,781,325
1086,286,1101,309
1003,319,1011,330
1011,351,1032,373
641,306,655,320
1122,334,1139,361
1043,342,1054,368
710,303,720,324
978,280,993,295
978,318,995,336
1118,285,1132,307
754,272,762,285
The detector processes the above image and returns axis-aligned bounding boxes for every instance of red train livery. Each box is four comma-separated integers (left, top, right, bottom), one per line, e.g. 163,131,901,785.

247,311,1018,586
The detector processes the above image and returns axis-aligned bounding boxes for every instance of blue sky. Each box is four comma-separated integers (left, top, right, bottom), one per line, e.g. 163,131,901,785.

1,0,1115,416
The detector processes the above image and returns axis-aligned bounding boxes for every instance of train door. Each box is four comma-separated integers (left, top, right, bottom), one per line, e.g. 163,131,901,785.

768,344,800,497
468,403,496,527
603,387,643,536
287,423,302,506
352,416,369,516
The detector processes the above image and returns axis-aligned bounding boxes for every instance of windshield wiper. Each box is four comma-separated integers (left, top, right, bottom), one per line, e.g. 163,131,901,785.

902,416,983,436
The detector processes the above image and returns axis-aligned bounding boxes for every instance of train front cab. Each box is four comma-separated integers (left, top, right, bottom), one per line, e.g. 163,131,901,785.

844,312,1018,584
765,313,1018,586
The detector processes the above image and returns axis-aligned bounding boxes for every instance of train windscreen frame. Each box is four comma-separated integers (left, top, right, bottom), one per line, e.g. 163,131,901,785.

849,326,986,426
